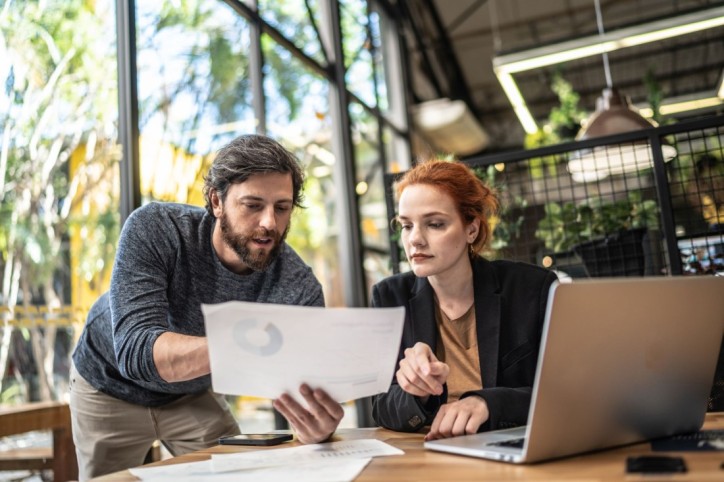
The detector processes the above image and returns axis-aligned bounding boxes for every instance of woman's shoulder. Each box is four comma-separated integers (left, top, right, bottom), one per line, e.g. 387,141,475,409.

371,271,419,304
373,270,417,290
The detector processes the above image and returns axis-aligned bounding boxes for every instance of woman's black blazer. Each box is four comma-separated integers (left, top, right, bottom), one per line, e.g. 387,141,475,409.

371,257,558,433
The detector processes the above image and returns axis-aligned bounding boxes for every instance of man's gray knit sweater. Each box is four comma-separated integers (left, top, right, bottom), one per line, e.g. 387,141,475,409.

72,202,324,407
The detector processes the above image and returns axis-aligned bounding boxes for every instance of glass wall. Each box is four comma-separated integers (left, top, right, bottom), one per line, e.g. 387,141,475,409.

0,0,411,435
0,0,121,404
263,36,346,306
342,1,409,292
136,0,255,206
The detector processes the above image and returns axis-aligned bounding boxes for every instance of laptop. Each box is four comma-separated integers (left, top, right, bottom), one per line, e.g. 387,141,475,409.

424,276,724,463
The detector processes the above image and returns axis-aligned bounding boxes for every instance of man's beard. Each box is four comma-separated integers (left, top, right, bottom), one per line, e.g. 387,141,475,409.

219,212,288,272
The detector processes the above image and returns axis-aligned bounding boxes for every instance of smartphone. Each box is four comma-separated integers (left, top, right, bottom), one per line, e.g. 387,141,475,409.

218,433,293,446
626,455,687,474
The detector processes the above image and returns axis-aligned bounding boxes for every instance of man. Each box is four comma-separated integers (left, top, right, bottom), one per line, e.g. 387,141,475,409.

70,134,344,480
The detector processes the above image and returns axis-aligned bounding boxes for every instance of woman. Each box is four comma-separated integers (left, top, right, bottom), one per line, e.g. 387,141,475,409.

372,160,557,441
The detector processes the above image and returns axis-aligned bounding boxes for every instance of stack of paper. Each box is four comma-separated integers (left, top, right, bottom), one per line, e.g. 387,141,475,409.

129,439,404,482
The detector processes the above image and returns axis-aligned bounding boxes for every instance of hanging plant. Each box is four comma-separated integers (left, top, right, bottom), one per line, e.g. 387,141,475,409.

524,71,587,178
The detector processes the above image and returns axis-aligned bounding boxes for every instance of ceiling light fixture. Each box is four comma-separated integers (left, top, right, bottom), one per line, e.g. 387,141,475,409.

412,98,490,156
492,5,724,134
567,0,677,183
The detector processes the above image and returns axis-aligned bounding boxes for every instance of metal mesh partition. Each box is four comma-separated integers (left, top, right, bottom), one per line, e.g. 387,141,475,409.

473,141,670,280
668,125,724,276
386,116,724,280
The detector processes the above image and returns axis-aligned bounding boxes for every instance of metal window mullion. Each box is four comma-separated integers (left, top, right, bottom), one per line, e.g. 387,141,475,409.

321,0,366,308
116,0,141,224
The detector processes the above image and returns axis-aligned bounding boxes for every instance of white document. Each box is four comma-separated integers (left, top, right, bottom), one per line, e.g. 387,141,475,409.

210,439,404,473
202,302,405,403
129,458,371,482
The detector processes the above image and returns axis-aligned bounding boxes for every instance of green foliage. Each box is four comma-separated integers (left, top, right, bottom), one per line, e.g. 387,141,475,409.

262,35,312,121
472,165,527,257
547,73,586,140
523,72,587,178
1,0,120,290
207,33,251,122
535,192,659,252
0,380,23,404
525,71,586,145
138,0,255,147
1,0,121,402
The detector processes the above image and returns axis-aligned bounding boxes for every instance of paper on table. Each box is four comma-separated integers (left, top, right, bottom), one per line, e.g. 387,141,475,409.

129,460,213,480
129,458,371,482
210,439,404,473
202,302,405,403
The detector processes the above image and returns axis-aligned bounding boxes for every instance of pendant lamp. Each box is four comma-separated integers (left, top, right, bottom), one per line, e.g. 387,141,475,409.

568,0,677,183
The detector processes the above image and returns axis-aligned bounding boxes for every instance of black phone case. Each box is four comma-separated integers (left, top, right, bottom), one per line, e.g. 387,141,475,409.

218,434,293,446
626,455,687,474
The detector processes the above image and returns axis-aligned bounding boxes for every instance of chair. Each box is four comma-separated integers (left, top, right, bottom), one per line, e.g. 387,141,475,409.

0,401,78,482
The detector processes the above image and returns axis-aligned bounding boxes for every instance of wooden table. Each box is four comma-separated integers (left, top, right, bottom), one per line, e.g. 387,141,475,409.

95,413,724,481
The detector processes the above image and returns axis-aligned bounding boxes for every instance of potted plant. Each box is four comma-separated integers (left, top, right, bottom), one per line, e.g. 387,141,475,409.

535,191,660,277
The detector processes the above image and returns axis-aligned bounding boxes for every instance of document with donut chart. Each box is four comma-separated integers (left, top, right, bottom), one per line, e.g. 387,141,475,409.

202,301,405,404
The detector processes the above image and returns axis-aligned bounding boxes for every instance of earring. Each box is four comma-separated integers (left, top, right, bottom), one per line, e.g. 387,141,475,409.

468,243,475,256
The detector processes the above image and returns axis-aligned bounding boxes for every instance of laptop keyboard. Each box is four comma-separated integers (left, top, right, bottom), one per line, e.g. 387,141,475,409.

489,437,525,448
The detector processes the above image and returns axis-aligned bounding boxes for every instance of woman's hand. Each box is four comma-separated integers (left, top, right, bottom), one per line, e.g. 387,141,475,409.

273,384,344,444
396,342,449,402
424,396,489,441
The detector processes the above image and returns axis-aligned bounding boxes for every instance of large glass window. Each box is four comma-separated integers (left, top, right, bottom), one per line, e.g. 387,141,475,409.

340,0,376,107
136,0,254,205
0,0,412,435
340,1,408,292
263,35,344,307
368,9,389,113
0,0,120,405
258,0,327,66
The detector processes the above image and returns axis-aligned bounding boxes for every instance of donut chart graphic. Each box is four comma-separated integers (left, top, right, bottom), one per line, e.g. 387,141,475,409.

232,318,284,356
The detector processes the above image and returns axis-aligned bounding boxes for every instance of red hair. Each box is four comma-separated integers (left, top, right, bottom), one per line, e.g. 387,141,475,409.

396,160,498,255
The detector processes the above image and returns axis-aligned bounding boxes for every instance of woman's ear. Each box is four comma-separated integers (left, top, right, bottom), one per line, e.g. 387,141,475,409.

467,218,481,244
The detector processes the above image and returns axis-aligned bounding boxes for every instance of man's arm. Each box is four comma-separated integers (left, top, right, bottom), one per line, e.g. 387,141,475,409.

153,332,210,382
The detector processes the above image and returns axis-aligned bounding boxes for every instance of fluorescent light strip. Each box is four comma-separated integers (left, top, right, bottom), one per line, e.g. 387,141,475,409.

493,5,724,133
659,97,722,115
639,97,724,118
718,69,724,99
494,7,724,74
496,72,539,134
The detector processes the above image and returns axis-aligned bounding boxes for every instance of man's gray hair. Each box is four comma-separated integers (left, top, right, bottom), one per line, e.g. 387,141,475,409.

203,134,305,215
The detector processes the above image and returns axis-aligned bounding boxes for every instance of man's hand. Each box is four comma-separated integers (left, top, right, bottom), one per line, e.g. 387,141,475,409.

396,342,449,402
273,384,344,444
424,395,489,441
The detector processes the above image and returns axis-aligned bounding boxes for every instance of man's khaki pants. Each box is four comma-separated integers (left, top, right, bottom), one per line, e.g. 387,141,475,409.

69,365,240,481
